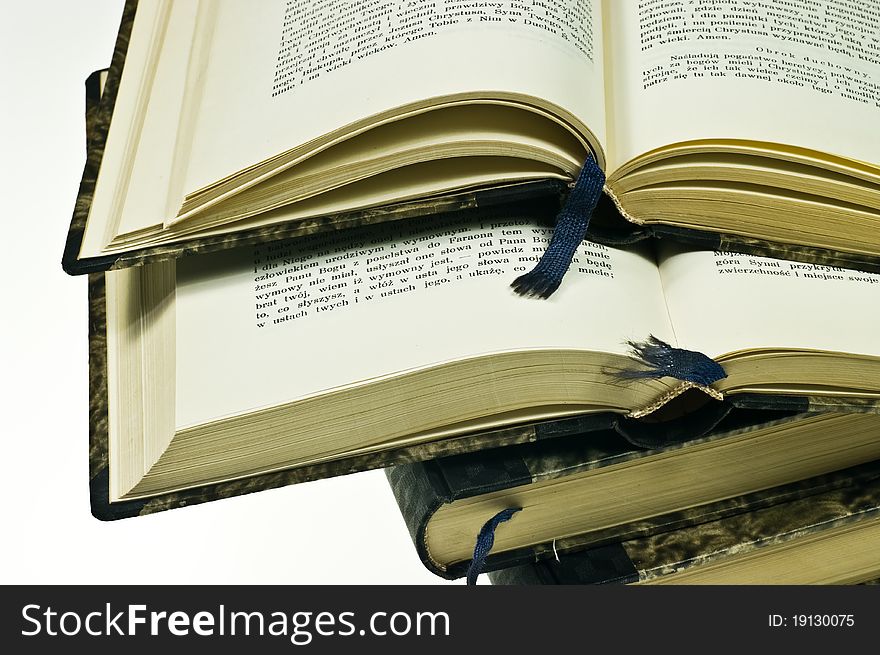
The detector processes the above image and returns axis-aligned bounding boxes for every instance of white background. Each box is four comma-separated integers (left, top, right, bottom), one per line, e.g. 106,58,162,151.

0,0,452,586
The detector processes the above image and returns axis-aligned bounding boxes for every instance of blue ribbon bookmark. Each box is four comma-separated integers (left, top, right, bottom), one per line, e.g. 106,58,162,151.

466,508,521,586
511,156,605,298
619,335,727,386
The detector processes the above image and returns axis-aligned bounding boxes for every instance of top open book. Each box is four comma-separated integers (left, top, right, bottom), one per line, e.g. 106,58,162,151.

63,0,880,275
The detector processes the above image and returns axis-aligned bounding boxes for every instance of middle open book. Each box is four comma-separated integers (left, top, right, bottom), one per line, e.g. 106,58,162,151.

101,205,880,516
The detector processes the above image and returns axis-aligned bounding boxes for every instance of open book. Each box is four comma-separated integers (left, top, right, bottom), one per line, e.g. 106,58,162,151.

97,205,880,515
64,0,880,275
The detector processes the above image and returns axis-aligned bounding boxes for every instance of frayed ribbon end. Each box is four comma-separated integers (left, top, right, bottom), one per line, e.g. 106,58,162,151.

618,335,727,386
510,269,562,299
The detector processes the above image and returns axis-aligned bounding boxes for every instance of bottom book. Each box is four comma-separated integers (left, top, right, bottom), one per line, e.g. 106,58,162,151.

488,462,880,585
388,411,880,579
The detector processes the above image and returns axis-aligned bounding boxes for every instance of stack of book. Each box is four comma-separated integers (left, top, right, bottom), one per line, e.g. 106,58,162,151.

65,0,880,583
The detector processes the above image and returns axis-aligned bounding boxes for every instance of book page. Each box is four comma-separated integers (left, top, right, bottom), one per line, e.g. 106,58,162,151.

658,244,880,358
605,0,880,171
174,214,673,428
182,0,607,194
80,0,184,258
